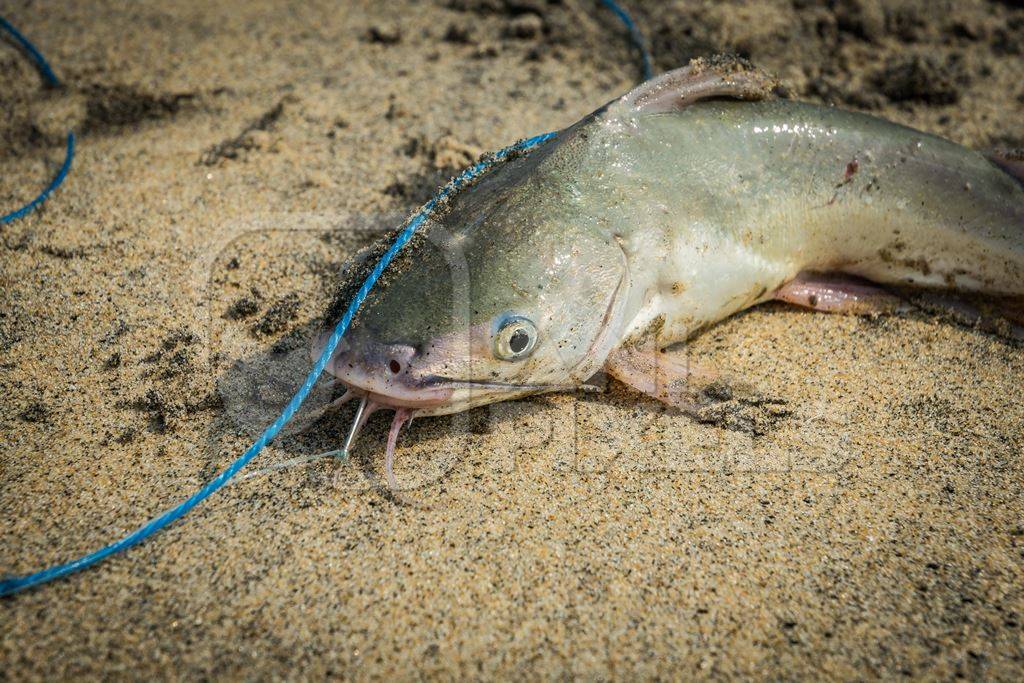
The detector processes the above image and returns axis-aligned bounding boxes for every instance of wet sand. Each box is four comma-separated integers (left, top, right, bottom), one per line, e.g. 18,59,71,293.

2,0,1023,678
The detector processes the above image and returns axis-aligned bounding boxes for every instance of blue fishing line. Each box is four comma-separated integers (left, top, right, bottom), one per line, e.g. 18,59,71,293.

0,16,58,86
0,132,556,596
1,133,76,224
0,17,75,224
1,0,649,596
600,0,653,80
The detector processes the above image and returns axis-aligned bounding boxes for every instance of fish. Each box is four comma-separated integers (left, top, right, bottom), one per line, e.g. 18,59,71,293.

312,56,1024,487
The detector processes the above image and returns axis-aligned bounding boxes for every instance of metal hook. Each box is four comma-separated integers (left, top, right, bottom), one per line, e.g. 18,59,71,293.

342,395,369,455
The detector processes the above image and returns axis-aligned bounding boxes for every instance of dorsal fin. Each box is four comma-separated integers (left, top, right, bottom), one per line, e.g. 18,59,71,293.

620,55,785,115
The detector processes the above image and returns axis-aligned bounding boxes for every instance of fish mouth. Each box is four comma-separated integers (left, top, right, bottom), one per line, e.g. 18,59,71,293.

313,329,455,409
314,333,564,411
423,375,576,393
311,332,455,493
310,331,580,493
328,374,560,411
341,383,454,409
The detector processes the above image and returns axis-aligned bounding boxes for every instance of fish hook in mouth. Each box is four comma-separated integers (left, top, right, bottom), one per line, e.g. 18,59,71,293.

336,393,415,491
336,378,555,493
333,377,604,491
341,394,377,454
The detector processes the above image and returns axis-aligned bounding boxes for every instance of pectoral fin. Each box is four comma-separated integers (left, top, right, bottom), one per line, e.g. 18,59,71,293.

604,344,791,434
774,272,1024,340
603,344,712,411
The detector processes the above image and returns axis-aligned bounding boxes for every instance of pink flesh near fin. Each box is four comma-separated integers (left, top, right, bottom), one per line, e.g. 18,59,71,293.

385,408,413,490
774,272,908,315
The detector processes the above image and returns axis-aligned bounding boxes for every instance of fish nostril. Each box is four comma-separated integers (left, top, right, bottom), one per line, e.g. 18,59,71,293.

388,359,402,374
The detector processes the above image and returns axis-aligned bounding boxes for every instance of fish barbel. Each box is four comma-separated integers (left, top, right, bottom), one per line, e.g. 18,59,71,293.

314,57,1024,481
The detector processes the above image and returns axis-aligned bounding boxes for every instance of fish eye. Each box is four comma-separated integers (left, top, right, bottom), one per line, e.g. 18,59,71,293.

493,316,538,361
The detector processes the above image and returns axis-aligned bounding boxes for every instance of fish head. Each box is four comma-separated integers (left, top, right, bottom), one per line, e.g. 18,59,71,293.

314,136,629,416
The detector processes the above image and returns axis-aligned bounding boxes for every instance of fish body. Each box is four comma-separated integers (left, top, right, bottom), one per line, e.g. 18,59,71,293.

316,59,1024,443
575,97,1024,350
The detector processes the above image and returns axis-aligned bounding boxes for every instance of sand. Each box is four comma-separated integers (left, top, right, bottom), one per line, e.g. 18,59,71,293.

2,0,1023,679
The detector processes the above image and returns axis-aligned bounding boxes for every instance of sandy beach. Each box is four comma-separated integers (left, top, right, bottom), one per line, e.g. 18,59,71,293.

2,0,1023,678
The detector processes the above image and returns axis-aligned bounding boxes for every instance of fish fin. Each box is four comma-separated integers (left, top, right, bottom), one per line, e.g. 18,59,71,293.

774,271,910,315
622,55,783,115
986,148,1024,188
775,272,1024,340
605,344,791,434
604,343,710,410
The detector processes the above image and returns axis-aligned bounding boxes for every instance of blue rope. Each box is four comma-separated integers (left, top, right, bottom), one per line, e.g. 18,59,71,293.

1,0,649,596
600,0,653,81
0,17,75,224
0,132,556,596
0,16,58,86
1,133,76,224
